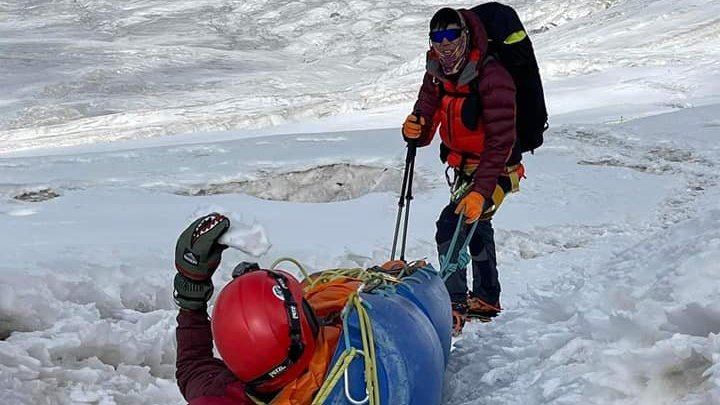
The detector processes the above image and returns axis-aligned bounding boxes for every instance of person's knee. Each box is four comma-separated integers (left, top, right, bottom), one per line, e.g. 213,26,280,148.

471,248,489,262
435,210,458,243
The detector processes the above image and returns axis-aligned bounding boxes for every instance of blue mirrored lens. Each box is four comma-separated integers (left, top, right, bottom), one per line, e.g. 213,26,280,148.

430,28,462,43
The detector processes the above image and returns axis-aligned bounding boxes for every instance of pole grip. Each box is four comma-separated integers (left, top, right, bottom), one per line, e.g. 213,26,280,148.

406,139,417,161
406,110,421,161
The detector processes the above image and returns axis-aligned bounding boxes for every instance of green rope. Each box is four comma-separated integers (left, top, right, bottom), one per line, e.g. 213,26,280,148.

310,293,380,405
352,294,380,405
305,267,366,289
311,347,359,405
440,209,478,281
270,256,311,281
268,255,405,291
260,258,391,404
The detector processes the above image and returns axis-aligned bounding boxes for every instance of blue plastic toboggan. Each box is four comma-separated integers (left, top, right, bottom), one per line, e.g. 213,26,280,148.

322,264,451,405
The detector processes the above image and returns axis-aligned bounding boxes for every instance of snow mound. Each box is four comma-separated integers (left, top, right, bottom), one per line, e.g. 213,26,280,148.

445,209,720,405
175,163,426,203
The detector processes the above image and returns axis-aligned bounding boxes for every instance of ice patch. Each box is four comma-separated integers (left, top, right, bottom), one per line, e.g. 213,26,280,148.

175,163,426,203
295,136,347,142
6,208,38,216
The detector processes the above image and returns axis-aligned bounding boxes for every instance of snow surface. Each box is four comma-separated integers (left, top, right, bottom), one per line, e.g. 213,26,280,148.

1,0,720,404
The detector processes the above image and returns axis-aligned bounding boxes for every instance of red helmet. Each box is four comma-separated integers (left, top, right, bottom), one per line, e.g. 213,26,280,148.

211,268,319,393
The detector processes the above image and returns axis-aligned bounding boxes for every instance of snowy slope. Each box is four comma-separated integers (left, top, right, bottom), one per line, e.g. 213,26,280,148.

446,105,720,405
1,0,720,404
1,105,718,404
2,0,720,154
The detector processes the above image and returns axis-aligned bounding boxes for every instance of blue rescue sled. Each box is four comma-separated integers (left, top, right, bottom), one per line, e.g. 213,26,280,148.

321,263,451,405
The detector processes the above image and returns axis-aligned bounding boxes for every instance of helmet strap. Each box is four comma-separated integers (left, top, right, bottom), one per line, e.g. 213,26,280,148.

247,270,305,387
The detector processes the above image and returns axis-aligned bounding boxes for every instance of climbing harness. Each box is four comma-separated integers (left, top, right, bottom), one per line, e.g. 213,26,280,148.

446,166,475,204
446,163,525,221
483,163,525,220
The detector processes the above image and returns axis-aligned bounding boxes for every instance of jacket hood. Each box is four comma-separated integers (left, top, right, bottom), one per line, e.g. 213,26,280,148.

426,8,489,86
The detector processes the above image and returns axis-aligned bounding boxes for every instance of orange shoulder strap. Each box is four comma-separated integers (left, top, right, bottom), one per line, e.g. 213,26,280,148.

268,277,360,405
268,326,341,405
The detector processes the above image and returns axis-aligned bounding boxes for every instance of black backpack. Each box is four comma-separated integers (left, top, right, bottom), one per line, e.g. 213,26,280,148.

472,2,548,154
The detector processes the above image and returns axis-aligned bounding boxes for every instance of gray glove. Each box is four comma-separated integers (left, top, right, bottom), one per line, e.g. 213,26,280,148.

174,273,214,311
175,213,230,280
173,213,230,311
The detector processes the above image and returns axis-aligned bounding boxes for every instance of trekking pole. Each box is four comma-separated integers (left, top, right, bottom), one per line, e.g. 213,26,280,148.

399,141,417,262
390,139,417,261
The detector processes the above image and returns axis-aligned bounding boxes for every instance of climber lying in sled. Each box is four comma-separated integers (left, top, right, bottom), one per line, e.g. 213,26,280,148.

173,214,452,405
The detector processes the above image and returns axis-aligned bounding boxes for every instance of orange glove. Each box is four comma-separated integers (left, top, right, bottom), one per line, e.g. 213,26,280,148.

454,191,486,224
402,114,425,140
381,260,406,272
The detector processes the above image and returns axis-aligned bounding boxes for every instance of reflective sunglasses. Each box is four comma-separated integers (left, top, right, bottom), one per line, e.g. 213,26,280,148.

429,28,463,43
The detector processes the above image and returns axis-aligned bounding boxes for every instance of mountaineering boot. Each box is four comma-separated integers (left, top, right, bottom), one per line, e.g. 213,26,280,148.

451,301,467,337
466,296,502,322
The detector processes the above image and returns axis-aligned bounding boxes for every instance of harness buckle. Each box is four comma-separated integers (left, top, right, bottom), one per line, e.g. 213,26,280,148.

449,168,475,203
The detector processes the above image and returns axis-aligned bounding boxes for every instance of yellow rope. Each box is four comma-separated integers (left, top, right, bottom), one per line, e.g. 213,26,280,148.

269,255,404,291
305,267,366,289
304,267,400,291
311,347,358,405
246,346,366,405
353,294,380,405
261,257,386,404
309,294,380,405
270,256,311,280
246,394,266,405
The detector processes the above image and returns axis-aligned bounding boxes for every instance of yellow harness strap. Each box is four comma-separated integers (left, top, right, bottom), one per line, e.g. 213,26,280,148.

481,163,524,220
505,163,522,193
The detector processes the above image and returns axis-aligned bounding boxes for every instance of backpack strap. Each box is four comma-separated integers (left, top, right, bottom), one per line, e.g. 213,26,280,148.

433,53,494,99
458,55,494,97
482,54,495,67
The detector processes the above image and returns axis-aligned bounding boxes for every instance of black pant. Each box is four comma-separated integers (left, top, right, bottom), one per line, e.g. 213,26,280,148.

435,203,500,305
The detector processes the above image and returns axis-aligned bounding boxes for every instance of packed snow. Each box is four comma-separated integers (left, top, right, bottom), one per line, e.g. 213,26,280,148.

1,0,719,404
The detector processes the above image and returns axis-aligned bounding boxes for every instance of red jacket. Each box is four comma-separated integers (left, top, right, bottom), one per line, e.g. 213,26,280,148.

176,309,253,405
413,9,517,199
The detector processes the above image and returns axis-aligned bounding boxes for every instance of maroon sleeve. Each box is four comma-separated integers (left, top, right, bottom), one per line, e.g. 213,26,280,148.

472,60,517,199
176,309,243,402
412,71,442,147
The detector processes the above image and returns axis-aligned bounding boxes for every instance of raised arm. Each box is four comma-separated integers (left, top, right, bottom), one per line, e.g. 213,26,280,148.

176,309,239,401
